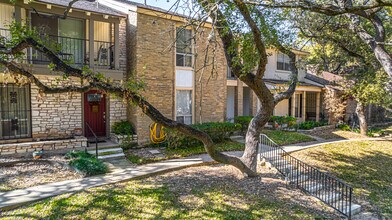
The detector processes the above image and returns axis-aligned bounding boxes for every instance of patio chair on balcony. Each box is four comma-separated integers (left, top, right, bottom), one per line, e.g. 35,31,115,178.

96,44,109,66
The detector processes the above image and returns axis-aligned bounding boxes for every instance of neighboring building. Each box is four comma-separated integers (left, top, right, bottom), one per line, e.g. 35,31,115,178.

305,71,388,125
0,0,127,149
227,49,325,123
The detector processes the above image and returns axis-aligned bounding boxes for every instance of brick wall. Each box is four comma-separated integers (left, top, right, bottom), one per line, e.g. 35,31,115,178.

129,12,227,142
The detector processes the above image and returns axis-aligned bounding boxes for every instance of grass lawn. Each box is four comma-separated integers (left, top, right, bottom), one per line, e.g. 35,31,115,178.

1,165,337,220
128,141,244,164
261,130,315,146
291,140,392,218
127,130,314,165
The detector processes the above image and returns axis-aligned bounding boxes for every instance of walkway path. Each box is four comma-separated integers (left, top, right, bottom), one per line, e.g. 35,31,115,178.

0,151,243,211
283,137,391,153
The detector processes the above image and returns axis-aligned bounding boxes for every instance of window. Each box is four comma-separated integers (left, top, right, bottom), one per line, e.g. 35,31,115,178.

277,52,291,71
30,13,86,65
0,84,31,140
176,28,192,67
176,90,192,124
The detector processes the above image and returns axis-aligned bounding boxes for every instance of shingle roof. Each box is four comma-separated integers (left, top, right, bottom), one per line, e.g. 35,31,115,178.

115,0,192,18
305,71,343,86
264,79,323,87
36,0,126,17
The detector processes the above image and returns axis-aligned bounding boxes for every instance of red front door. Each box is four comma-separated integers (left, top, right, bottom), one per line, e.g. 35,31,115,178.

84,90,106,137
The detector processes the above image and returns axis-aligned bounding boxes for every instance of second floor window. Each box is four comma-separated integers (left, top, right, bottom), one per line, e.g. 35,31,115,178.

176,28,192,67
277,52,291,71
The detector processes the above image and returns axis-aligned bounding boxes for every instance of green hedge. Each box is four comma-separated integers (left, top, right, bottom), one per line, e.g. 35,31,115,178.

297,121,328,130
112,120,134,135
270,116,297,129
234,115,297,132
166,122,241,149
234,116,252,134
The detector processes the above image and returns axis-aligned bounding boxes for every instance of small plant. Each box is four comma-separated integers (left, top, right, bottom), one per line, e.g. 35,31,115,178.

66,150,108,176
112,120,134,135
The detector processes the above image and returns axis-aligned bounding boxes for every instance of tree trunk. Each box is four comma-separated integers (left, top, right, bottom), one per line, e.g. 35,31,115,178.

241,103,274,173
356,102,368,136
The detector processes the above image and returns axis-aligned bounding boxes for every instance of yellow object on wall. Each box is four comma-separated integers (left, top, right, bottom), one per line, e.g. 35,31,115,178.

150,123,166,143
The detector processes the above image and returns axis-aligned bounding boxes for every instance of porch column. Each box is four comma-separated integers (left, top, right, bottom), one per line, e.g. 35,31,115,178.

89,19,95,68
237,80,243,116
302,91,306,122
14,6,22,22
316,92,321,122
291,92,296,117
114,21,120,70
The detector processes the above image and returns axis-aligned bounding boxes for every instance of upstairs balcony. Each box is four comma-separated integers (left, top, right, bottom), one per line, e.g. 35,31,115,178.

0,3,121,71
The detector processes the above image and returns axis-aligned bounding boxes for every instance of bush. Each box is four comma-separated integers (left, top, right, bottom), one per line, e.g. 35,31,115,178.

234,116,253,134
337,123,351,131
112,120,134,135
296,121,328,130
270,116,297,129
166,122,241,149
66,150,108,176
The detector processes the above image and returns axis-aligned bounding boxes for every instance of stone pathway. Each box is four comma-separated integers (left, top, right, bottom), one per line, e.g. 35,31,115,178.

0,151,243,211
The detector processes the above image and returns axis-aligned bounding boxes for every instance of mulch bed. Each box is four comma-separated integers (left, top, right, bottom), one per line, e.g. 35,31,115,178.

0,155,83,192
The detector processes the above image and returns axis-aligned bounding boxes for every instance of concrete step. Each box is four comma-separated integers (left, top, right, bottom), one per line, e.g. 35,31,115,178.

344,203,361,216
98,152,126,160
318,191,341,203
331,200,362,216
88,148,123,156
289,174,309,183
304,183,324,193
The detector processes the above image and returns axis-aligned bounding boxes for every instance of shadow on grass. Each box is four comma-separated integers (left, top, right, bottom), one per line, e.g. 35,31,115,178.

1,165,338,220
293,141,392,218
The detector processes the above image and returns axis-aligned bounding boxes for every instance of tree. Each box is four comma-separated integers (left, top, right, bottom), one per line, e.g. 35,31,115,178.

0,0,300,177
298,12,392,135
248,0,392,84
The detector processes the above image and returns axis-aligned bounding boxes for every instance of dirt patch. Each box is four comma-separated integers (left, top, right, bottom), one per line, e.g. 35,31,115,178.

136,164,343,219
0,155,82,192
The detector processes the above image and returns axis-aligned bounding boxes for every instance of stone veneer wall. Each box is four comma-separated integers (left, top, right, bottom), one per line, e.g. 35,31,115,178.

128,12,227,142
31,77,83,139
108,94,128,133
0,137,87,155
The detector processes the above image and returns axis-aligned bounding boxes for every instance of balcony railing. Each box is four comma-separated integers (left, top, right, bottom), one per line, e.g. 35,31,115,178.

1,28,115,69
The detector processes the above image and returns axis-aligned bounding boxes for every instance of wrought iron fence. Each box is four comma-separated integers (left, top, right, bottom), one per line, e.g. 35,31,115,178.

0,84,32,140
1,28,114,68
259,134,354,219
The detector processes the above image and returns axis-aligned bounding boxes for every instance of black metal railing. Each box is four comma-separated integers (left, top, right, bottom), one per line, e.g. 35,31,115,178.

259,134,354,219
85,122,98,158
0,28,114,69
0,84,32,140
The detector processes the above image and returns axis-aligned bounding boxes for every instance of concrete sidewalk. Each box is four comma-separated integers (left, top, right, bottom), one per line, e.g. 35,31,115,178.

0,151,243,211
282,137,391,153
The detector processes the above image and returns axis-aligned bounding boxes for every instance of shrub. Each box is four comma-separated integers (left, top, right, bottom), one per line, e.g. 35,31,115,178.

66,150,108,176
234,116,253,134
337,123,351,131
112,120,134,135
270,116,297,129
296,121,328,130
166,122,241,149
